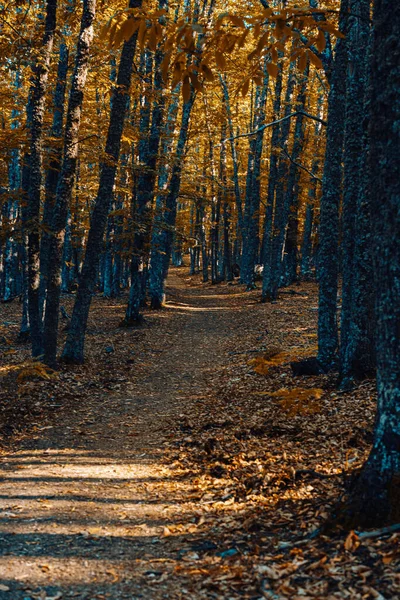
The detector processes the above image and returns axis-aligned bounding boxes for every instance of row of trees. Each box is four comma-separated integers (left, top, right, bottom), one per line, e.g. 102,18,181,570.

0,0,337,365
0,0,399,525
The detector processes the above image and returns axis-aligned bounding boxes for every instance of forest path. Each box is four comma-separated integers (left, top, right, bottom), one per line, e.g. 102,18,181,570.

0,270,257,600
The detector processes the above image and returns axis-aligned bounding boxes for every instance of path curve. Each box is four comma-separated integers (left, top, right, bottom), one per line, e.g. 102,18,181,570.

0,271,253,599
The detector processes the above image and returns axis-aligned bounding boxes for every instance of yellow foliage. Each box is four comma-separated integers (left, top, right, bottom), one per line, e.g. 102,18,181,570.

251,352,290,375
267,387,324,417
250,345,318,375
0,361,57,384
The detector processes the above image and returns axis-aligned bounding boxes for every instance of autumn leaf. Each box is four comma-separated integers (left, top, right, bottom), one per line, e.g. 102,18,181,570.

344,531,360,553
215,51,227,70
182,75,191,102
266,62,279,78
308,50,323,70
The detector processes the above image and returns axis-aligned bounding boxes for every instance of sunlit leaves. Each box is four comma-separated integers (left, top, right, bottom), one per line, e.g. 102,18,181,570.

182,75,191,102
266,387,324,417
99,4,345,101
266,62,279,78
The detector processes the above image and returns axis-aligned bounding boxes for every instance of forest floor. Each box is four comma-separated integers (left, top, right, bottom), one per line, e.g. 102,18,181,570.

0,268,399,600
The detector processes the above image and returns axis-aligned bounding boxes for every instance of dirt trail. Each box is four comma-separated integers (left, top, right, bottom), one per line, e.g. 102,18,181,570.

0,271,254,599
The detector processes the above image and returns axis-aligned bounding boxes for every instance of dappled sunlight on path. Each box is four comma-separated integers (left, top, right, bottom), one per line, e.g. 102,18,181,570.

0,270,248,599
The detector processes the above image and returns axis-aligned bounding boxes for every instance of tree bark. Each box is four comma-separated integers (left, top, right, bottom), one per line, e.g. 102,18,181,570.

241,62,269,290
339,0,374,387
148,91,195,308
262,58,296,301
27,0,58,357
39,40,69,317
317,0,348,370
148,87,180,309
43,0,96,367
260,57,283,270
62,0,142,363
346,0,400,527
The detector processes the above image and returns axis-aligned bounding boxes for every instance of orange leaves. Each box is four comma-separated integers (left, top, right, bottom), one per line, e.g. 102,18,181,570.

0,360,57,384
316,29,326,53
250,345,318,376
215,50,226,71
98,4,342,103
318,21,346,39
344,531,360,553
101,8,167,51
266,62,279,78
266,387,324,417
182,75,191,103
218,13,245,29
250,350,290,375
307,49,323,70
201,63,214,82
267,387,324,400
117,17,141,47
241,78,250,98
251,386,324,417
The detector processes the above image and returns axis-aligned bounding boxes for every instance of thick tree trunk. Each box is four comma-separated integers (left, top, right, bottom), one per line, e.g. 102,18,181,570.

27,0,58,357
39,42,69,317
339,0,374,387
346,0,400,526
317,0,348,370
43,0,96,367
62,0,142,363
3,72,22,303
61,212,73,292
103,210,114,298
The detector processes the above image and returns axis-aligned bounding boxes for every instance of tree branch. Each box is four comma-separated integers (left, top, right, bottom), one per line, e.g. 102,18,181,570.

221,111,327,144
280,146,322,183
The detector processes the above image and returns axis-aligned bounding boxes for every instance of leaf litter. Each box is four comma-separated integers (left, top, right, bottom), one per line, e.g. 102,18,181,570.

0,268,398,599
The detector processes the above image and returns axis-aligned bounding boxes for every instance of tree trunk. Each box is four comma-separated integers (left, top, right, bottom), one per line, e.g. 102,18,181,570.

260,57,283,269
43,0,96,367
300,96,323,280
241,62,269,290
281,63,310,288
339,0,374,387
316,0,348,370
27,0,58,357
62,0,142,363
148,88,180,309
210,141,220,285
346,0,400,527
148,92,195,307
220,75,244,234
125,49,155,325
39,42,69,317
262,59,296,301
18,157,31,341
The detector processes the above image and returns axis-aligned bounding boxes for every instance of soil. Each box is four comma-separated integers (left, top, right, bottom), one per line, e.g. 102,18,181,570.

0,269,399,600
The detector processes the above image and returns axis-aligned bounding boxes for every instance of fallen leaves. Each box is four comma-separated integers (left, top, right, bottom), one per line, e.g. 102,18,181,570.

344,530,360,553
1,273,398,599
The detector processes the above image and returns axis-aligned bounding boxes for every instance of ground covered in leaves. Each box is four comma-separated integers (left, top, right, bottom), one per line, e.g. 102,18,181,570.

0,269,399,599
